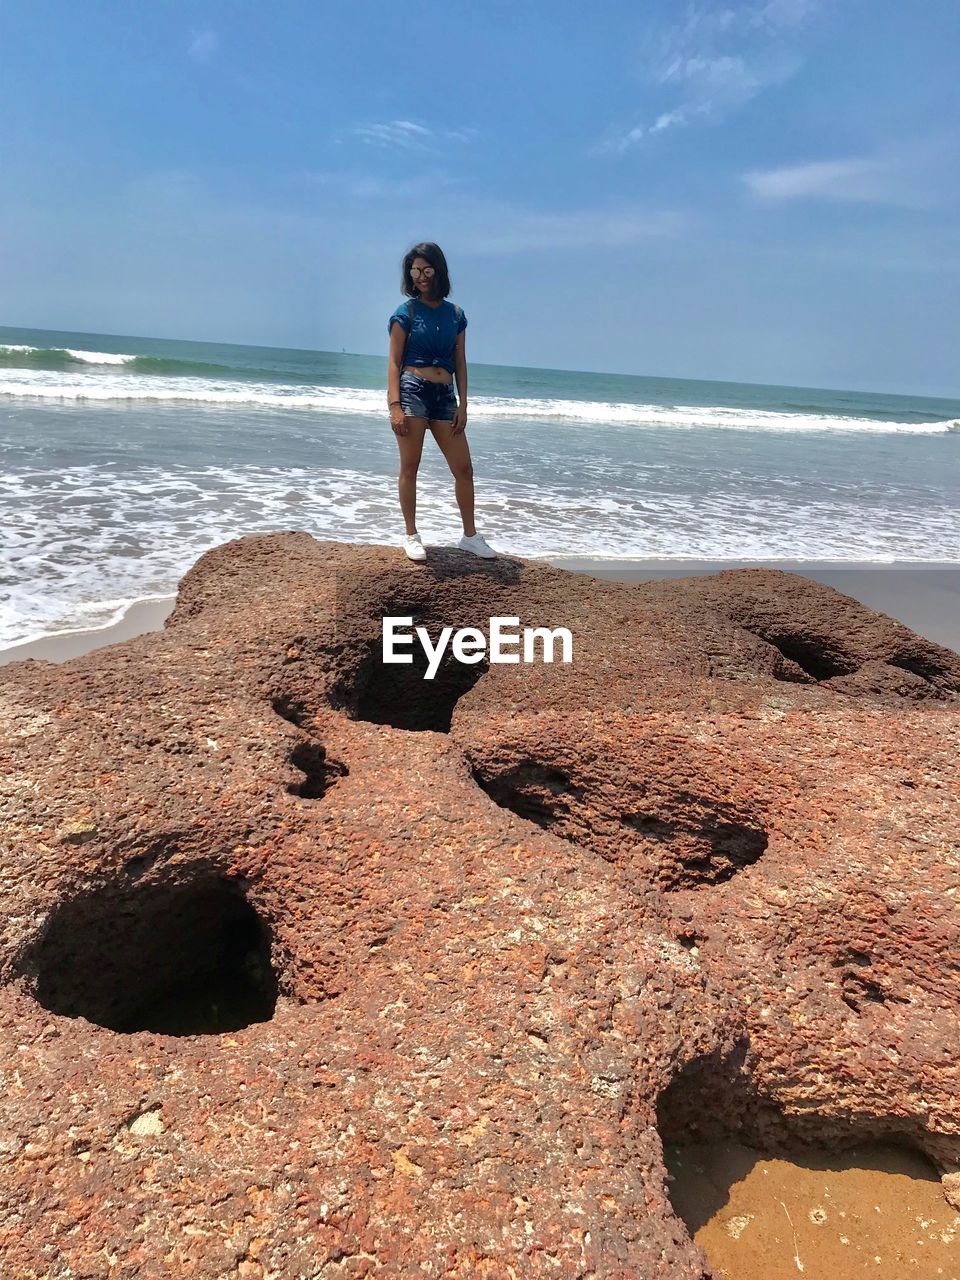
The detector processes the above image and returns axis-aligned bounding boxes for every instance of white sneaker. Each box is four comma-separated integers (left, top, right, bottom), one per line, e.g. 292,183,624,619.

458,532,496,559
403,532,427,562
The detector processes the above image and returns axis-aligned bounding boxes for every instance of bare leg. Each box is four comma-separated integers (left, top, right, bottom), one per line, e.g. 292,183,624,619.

430,420,476,536
395,418,428,535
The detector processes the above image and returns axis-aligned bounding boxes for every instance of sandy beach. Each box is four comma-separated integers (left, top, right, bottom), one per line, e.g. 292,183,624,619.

3,8,958,1270
0,597,176,667
1,558,957,668
666,1138,960,1279
551,559,960,655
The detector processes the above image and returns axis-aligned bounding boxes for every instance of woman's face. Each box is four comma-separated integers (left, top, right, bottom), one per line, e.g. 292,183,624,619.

410,257,435,295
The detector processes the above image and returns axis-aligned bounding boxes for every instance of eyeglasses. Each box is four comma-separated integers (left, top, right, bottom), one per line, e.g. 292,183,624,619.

410,266,435,277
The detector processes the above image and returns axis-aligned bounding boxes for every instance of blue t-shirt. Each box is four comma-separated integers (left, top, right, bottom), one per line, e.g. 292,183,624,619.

388,298,467,375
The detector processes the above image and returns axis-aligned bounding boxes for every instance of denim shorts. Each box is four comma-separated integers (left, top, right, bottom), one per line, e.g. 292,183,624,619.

399,370,457,422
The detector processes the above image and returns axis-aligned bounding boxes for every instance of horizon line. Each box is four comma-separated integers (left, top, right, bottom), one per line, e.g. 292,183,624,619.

1,321,958,404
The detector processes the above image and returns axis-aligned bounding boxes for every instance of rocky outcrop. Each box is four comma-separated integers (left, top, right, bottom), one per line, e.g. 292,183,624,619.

1,534,958,1278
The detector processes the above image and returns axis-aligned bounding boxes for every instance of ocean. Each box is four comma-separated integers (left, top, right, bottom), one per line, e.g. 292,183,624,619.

1,323,958,651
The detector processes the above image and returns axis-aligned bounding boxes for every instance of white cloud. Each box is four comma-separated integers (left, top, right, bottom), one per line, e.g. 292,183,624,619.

602,0,818,153
613,123,649,147
743,157,885,201
661,52,757,92
750,0,820,30
743,136,960,208
354,121,431,150
351,120,477,151
444,127,480,144
188,29,218,65
650,107,692,134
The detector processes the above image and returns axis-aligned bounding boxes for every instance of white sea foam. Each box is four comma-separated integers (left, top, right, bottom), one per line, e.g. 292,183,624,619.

0,367,954,433
1,461,957,649
64,348,137,365
0,343,136,363
1,344,137,364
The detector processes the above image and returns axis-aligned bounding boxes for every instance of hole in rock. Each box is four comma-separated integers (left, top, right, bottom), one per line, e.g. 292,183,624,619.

828,949,909,1014
623,812,675,841
886,652,943,685
624,810,769,888
472,762,584,828
839,973,906,1013
472,760,767,889
676,930,706,951
658,1050,947,1280
272,695,309,727
124,852,157,878
23,873,279,1035
746,630,856,683
288,741,348,799
333,626,489,733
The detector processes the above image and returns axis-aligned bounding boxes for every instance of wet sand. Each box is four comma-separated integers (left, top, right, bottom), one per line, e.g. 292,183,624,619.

667,1139,960,1279
0,597,176,667
548,559,960,655
1,559,958,667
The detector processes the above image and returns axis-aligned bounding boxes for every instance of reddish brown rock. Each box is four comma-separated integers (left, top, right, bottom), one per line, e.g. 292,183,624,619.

1,535,959,1277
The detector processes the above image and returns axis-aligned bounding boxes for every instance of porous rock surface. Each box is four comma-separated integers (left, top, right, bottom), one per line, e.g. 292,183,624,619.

1,534,959,1278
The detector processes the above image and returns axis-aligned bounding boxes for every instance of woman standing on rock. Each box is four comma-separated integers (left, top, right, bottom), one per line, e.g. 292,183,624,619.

387,242,496,562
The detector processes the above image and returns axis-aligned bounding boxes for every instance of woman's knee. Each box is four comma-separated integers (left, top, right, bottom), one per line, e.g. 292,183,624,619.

450,460,474,482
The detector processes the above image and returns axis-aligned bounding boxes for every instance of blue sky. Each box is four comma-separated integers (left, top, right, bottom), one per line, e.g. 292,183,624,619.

2,0,958,396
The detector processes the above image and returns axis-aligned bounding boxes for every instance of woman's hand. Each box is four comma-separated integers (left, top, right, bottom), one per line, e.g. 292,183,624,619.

390,405,409,435
451,402,468,436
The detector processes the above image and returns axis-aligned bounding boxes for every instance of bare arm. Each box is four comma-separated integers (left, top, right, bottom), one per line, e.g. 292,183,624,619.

388,320,407,409
453,329,467,406
451,328,469,436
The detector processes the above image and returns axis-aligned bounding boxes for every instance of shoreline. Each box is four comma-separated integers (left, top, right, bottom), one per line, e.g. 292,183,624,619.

1,558,958,668
0,597,177,667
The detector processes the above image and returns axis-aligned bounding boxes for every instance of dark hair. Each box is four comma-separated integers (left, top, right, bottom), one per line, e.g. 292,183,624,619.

401,242,452,301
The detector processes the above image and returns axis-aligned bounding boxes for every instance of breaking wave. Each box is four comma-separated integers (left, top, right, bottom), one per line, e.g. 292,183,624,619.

1,365,956,434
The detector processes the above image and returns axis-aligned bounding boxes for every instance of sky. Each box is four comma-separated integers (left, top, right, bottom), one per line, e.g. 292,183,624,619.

1,0,958,397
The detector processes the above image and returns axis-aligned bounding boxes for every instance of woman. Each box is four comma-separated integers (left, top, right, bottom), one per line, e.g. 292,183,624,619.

387,242,496,561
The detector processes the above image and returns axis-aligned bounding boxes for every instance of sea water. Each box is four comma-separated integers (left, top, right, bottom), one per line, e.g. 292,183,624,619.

1,324,958,649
